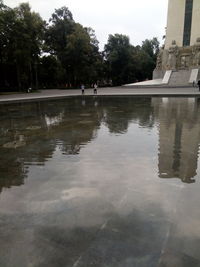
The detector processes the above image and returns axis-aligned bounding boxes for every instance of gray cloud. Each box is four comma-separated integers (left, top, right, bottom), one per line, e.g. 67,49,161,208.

5,0,168,50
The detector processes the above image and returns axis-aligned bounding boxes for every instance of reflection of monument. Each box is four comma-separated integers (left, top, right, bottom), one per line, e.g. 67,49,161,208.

152,98,200,183
153,0,200,86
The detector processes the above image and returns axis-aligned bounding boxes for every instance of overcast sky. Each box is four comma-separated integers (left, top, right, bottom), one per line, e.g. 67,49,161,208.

5,0,169,50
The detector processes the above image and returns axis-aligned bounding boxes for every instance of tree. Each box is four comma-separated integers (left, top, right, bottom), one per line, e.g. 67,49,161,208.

13,3,45,90
38,55,65,88
45,7,74,68
45,7,103,86
66,23,103,85
140,37,160,79
0,2,45,90
0,1,160,91
142,38,159,60
0,2,16,89
104,34,136,85
0,0,6,9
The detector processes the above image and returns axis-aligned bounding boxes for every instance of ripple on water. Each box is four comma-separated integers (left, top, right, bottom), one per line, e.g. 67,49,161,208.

78,121,93,124
3,140,26,149
26,126,41,130
80,113,91,117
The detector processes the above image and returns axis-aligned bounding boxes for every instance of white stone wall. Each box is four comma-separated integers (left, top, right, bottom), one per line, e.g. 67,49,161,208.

191,0,200,45
165,0,185,49
165,0,200,49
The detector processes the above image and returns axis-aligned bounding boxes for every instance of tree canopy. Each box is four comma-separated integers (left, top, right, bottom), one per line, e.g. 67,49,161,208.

0,1,160,91
0,2,45,90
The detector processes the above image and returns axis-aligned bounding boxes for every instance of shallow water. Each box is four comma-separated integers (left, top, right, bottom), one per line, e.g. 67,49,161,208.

0,96,200,267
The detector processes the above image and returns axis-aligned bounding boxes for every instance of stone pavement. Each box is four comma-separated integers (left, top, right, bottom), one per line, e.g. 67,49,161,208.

0,86,200,103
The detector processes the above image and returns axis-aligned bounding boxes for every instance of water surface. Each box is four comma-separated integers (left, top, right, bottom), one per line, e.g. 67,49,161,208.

0,97,200,267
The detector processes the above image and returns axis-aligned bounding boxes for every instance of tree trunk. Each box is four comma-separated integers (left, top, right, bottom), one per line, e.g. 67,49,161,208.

16,63,21,91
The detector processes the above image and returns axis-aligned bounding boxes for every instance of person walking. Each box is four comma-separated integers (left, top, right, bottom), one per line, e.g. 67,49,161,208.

93,83,98,95
81,84,85,95
198,80,200,91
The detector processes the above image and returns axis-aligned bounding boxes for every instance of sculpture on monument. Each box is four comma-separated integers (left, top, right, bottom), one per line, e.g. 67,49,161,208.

166,41,179,70
180,56,187,69
155,49,163,70
129,0,200,86
152,0,200,85
192,38,200,67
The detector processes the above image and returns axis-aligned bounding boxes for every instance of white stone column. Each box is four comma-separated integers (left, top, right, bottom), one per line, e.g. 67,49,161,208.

190,0,200,45
165,0,185,49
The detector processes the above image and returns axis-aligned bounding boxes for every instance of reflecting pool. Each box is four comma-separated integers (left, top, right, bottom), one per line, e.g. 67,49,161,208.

0,97,200,267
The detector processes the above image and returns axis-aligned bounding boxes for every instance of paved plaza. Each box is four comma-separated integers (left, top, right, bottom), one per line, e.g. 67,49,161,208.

0,86,200,103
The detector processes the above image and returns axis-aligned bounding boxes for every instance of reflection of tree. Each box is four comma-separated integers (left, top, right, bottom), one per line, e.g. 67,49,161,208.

2,96,199,193
0,98,103,192
103,97,154,134
0,150,28,193
152,98,200,183
0,96,156,193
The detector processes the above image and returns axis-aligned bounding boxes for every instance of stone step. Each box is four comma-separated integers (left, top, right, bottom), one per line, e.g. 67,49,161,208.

168,70,191,86
189,69,199,83
162,70,172,84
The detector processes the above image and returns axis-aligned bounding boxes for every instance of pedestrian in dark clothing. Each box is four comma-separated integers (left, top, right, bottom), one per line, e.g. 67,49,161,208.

81,84,85,95
198,80,200,91
94,83,98,95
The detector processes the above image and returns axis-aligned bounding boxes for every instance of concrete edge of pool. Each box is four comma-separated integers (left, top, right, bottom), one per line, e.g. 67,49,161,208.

1,87,200,103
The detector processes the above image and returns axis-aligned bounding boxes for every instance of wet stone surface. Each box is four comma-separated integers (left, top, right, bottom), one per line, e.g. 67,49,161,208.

0,96,200,266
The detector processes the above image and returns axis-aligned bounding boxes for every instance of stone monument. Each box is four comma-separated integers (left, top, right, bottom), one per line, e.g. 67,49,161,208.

153,0,200,86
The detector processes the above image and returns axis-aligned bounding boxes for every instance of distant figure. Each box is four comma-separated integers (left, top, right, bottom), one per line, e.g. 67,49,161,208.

81,84,85,95
192,81,196,87
93,85,97,94
198,80,200,91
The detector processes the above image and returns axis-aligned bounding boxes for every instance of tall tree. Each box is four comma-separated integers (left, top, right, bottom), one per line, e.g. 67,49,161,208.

140,37,160,79
13,3,45,90
66,23,102,85
104,34,135,85
0,2,45,90
45,7,74,76
38,55,65,88
0,0,5,9
142,38,159,60
0,2,16,89
45,7,102,86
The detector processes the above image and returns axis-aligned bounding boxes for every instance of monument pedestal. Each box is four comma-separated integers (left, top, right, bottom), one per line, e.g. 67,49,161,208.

153,40,200,86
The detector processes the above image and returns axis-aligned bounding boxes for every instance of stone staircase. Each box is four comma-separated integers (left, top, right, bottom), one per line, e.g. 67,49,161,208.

125,68,200,88
168,70,191,86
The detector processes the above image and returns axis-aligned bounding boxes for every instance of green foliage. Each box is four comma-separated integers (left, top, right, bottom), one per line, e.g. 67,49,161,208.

104,34,135,85
45,8,103,86
38,55,65,88
0,0,6,9
104,34,159,85
0,2,45,90
66,23,101,84
45,7,74,59
0,2,160,91
142,37,159,60
140,37,160,79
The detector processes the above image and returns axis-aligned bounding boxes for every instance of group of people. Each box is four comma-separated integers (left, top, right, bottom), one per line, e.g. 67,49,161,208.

81,83,98,95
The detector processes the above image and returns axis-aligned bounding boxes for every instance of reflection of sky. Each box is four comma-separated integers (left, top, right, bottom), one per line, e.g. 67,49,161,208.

0,123,158,215
45,112,64,127
0,119,195,226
